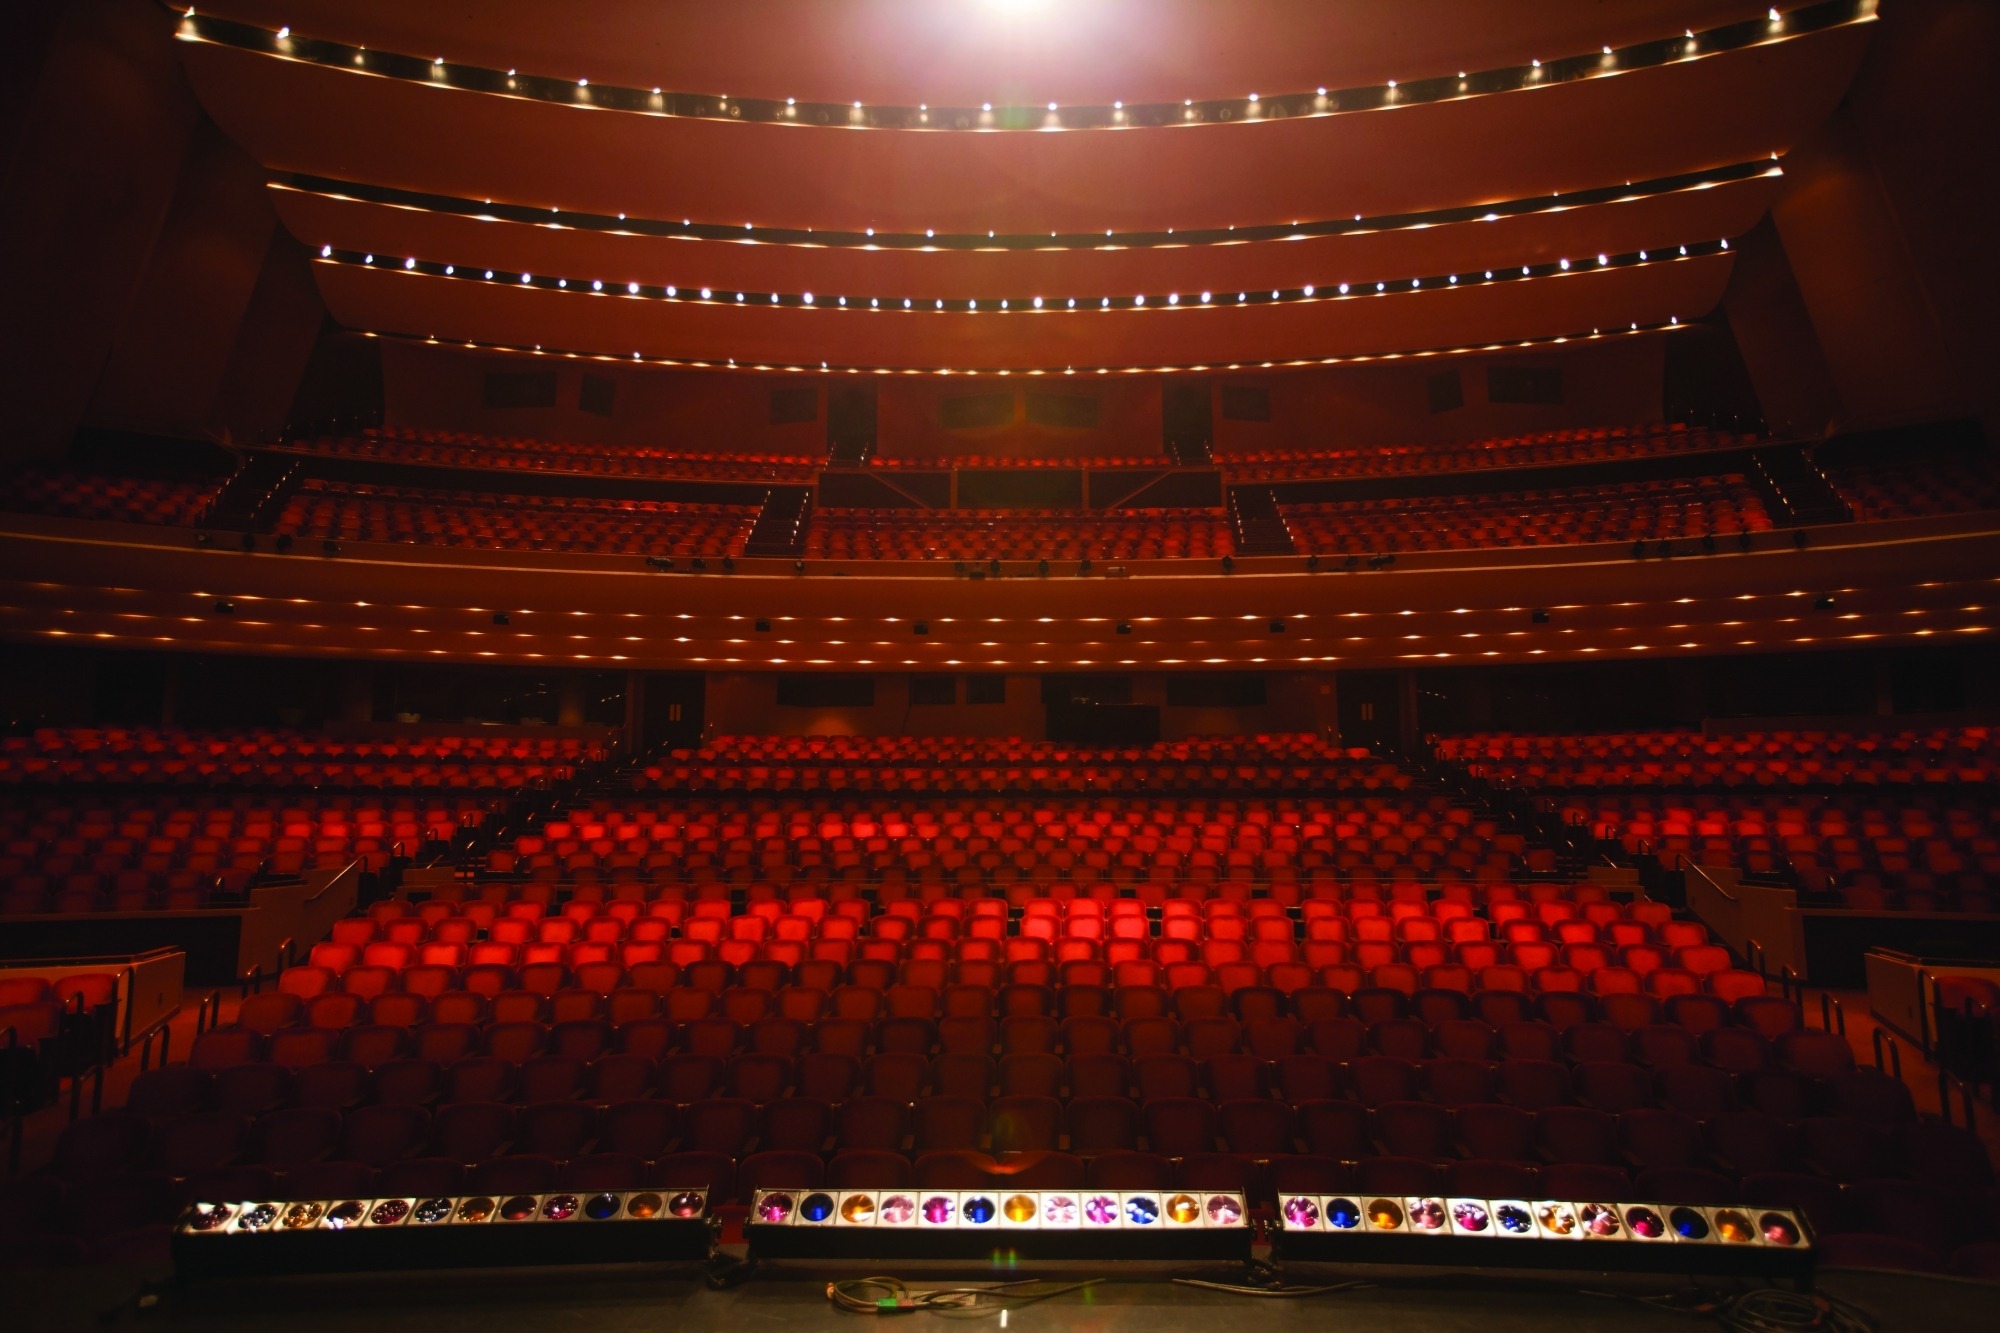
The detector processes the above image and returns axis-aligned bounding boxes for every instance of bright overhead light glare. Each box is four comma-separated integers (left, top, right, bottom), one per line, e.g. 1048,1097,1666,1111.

276,25,288,38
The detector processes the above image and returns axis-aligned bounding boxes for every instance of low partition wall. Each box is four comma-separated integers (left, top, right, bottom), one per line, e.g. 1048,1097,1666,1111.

0,861,362,985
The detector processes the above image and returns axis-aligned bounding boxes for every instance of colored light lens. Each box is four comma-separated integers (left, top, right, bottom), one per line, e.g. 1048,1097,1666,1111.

327,1201,366,1229
284,1202,324,1229
962,1196,996,1225
584,1193,621,1220
1580,1204,1621,1237
1283,1196,1320,1228
541,1194,579,1221
880,1195,916,1225
1084,1195,1118,1226
758,1194,795,1224
413,1198,453,1224
1368,1199,1404,1230
187,1203,232,1231
238,1203,277,1231
1326,1198,1361,1230
1671,1207,1709,1240
1004,1194,1037,1223
1043,1195,1077,1225
627,1193,662,1219
1714,1209,1754,1243
455,1197,494,1223
1206,1195,1244,1226
1125,1196,1159,1226
1537,1203,1577,1235
800,1193,835,1223
1166,1194,1201,1225
500,1196,537,1222
842,1195,877,1224
1496,1204,1533,1234
667,1191,704,1218
1452,1201,1490,1233
922,1196,955,1225
369,1199,410,1227
1409,1199,1446,1231
1626,1206,1664,1238
1760,1212,1800,1246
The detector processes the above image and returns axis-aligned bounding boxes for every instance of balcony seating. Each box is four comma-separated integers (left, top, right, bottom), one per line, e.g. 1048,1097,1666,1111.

274,481,757,557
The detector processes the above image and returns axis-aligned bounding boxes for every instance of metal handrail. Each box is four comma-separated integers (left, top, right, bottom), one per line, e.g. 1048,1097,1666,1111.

1677,856,1740,903
1873,1028,1904,1081
1819,992,1846,1035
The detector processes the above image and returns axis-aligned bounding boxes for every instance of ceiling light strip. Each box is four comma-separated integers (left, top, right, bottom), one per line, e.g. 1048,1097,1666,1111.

172,1,1872,134
321,238,1733,314
350,318,1697,378
275,159,1778,253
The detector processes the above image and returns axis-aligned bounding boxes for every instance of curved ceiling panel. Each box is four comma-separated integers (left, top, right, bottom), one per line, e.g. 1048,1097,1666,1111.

270,171,1776,304
315,250,1732,370
180,23,1869,234
191,1,1786,111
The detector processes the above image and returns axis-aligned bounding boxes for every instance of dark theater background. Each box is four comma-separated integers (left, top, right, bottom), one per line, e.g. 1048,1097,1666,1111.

1,1,1998,1327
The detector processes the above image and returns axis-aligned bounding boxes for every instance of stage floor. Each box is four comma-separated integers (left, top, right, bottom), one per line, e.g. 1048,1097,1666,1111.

12,1257,1994,1333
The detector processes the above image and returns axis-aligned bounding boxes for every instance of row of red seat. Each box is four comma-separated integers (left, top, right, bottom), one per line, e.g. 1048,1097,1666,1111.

1440,725,2000,788
284,429,823,480
871,454,1167,470
1568,793,2000,911
275,481,759,556
1217,422,1754,480
803,507,1233,562
1280,475,1772,554
0,724,602,788
0,465,222,527
141,1031,1875,1127
1825,452,2000,520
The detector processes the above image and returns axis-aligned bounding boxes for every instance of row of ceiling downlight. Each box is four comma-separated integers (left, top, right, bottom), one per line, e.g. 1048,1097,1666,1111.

170,1191,713,1278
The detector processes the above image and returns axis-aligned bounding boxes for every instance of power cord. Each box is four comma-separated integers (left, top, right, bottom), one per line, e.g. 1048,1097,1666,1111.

825,1276,1104,1318
1583,1285,1876,1333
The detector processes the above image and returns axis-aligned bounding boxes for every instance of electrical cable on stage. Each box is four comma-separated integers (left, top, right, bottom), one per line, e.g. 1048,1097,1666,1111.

825,1275,1104,1318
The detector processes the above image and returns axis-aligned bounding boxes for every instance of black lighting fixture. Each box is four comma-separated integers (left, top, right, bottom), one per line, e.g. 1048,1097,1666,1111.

322,539,340,556
689,557,707,571
239,532,256,552
1701,534,1718,553
1632,540,1649,559
213,600,236,615
912,622,929,636
988,559,1002,577
721,556,735,572
1813,595,1836,611
1305,554,1320,571
193,531,211,547
1367,554,1395,569
1038,559,1050,577
754,619,771,633
273,534,293,553
645,555,675,570
1221,556,1235,574
1738,531,1755,550
794,559,806,574
1078,559,1092,575
1116,622,1132,636
1531,609,1551,624
1269,620,1287,634
492,612,510,626
1794,530,1810,549
1656,540,1673,558
1343,555,1361,572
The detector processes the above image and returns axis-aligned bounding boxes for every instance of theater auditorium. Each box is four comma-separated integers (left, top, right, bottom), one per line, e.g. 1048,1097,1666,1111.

2,1,1998,1328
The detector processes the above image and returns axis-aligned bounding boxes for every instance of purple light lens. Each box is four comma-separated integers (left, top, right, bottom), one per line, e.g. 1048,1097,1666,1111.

757,1193,794,1224
921,1195,955,1225
1083,1195,1118,1226
1283,1197,1320,1228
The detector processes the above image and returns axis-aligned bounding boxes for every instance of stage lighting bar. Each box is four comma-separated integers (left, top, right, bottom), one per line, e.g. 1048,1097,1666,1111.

745,1188,1252,1261
1272,1195,1812,1276
171,1190,713,1279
